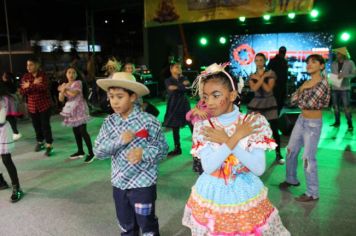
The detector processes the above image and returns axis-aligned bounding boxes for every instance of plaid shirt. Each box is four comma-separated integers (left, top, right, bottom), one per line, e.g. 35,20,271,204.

20,71,52,113
94,106,168,190
291,78,330,110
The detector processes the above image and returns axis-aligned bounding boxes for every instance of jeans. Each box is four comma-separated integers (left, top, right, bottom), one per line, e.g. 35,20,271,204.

332,90,352,126
286,115,322,198
113,185,159,236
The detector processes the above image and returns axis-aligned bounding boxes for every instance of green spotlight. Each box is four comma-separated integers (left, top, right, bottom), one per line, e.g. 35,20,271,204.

219,36,227,44
239,16,246,22
288,12,296,19
199,37,208,46
341,32,351,42
310,9,319,18
263,14,271,20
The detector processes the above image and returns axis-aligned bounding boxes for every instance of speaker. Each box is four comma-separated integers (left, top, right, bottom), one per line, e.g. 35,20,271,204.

278,111,300,135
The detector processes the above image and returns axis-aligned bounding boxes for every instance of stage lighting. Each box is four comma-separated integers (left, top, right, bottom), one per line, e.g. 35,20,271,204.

341,32,351,42
185,58,193,65
263,15,271,21
288,13,296,19
310,9,319,18
219,36,227,44
199,37,208,46
239,16,246,22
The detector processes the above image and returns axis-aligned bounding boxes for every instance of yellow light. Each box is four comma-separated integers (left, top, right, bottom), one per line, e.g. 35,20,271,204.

185,58,193,65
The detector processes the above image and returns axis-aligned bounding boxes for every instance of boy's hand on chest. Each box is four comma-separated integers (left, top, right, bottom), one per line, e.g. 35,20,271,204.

127,148,143,164
121,130,135,144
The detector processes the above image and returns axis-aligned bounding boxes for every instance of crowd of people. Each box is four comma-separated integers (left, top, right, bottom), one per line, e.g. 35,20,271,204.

0,45,355,235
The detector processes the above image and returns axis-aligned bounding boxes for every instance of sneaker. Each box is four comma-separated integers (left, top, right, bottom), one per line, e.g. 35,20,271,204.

44,146,53,157
34,142,44,152
13,133,22,141
0,174,9,190
276,153,285,165
69,152,85,160
84,154,95,163
330,122,340,127
11,186,24,203
277,158,285,165
279,181,300,189
295,193,318,202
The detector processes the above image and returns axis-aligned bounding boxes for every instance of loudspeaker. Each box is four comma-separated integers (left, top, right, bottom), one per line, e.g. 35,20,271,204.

278,111,300,135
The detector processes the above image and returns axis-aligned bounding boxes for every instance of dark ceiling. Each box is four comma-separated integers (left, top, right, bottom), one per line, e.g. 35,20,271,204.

0,0,355,54
0,0,143,42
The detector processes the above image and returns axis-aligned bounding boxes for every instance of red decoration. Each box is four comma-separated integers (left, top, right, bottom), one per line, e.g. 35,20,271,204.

135,129,149,139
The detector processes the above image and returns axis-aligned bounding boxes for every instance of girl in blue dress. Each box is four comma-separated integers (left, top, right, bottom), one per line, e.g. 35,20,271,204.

182,63,289,235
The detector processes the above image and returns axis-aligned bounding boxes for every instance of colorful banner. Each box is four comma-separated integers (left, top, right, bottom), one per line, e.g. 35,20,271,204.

145,0,314,27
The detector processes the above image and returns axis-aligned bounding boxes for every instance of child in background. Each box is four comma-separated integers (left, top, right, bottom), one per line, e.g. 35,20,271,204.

122,62,160,117
248,53,284,164
94,72,168,235
58,66,94,163
279,54,330,202
1,72,22,140
164,60,192,157
182,63,290,235
186,99,210,174
20,58,54,156
0,86,23,202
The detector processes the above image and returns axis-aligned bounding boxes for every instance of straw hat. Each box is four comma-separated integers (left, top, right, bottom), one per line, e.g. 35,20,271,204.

102,58,122,72
96,72,149,97
333,47,350,58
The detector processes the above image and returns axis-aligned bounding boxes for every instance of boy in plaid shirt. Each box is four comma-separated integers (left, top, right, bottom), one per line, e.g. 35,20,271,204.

94,72,168,236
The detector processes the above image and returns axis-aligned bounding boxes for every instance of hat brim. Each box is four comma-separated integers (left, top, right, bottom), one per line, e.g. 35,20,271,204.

96,79,150,97
332,48,349,57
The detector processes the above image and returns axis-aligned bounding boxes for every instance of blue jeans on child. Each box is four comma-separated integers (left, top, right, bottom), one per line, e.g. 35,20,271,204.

286,115,322,199
113,185,159,236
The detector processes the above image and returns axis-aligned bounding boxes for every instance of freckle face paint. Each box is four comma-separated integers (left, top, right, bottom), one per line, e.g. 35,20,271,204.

219,99,226,106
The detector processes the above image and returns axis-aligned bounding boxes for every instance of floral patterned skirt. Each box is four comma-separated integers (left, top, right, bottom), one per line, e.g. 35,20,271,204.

182,173,290,236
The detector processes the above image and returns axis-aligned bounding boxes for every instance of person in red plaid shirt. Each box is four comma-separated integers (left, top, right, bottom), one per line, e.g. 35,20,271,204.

20,58,54,156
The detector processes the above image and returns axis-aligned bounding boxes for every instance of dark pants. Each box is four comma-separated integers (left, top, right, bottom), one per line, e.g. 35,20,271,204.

30,108,53,144
172,124,193,148
1,153,19,187
113,185,159,236
274,87,286,115
72,124,93,155
6,116,19,134
269,119,281,155
332,90,353,126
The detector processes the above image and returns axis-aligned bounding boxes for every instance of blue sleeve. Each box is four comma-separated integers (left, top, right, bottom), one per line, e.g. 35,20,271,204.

140,118,169,167
232,146,266,176
93,120,125,160
200,144,232,174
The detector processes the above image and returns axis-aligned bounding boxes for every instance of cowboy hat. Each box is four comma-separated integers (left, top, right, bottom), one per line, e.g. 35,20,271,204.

96,72,149,97
102,58,122,72
333,47,350,58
